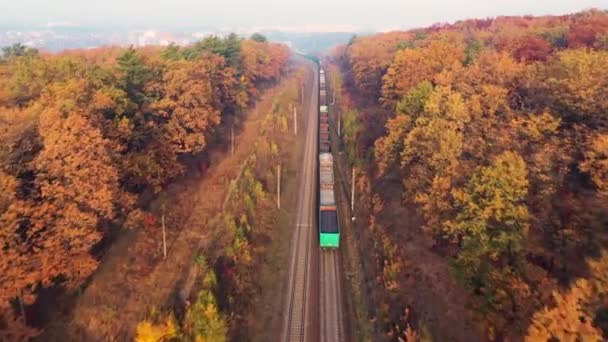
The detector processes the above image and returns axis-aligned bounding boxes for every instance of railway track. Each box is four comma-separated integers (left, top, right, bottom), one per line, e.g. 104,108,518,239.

319,65,345,342
285,220,311,342
283,68,317,342
283,63,345,342
320,250,344,342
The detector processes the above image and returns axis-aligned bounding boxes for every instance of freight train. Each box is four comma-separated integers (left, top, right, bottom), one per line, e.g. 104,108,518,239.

318,66,340,248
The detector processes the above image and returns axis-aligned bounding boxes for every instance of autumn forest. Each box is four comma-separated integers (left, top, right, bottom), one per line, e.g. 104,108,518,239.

331,8,608,341
0,35,290,340
2,7,608,342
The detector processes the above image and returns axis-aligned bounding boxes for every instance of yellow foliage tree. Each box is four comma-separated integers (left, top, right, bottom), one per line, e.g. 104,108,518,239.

182,263,227,342
448,151,530,314
539,49,608,122
135,314,180,342
580,133,608,195
382,40,465,109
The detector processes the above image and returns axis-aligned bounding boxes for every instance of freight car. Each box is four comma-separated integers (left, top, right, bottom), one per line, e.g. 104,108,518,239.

317,67,340,248
318,152,340,247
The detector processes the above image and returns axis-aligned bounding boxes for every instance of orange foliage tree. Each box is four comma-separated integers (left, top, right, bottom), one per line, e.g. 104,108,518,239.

345,32,413,102
150,56,228,154
381,39,465,109
339,8,608,338
0,36,291,337
240,39,290,98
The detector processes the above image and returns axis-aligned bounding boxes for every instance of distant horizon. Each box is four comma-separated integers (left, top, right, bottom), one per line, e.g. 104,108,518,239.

2,1,606,33
2,5,606,53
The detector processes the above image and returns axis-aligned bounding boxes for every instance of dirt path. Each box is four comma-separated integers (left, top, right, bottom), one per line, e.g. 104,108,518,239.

39,74,299,342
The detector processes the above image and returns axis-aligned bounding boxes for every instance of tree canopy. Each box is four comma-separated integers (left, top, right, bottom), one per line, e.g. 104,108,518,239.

337,8,608,338
0,36,290,338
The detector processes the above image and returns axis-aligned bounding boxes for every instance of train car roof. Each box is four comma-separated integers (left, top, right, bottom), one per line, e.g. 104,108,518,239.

320,210,339,233
319,152,333,163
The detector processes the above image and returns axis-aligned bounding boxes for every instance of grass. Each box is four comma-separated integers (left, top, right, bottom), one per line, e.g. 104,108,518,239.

247,117,305,341
145,63,313,341
245,64,312,341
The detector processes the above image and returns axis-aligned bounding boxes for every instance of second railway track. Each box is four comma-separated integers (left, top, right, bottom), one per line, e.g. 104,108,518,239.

284,64,317,342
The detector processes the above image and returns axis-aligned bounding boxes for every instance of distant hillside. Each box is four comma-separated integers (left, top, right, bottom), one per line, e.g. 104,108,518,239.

263,31,359,54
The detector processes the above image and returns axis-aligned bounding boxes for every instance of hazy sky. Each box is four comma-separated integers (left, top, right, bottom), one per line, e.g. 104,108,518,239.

2,0,607,31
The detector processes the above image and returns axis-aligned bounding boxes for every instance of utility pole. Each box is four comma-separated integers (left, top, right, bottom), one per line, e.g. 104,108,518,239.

161,213,167,259
301,83,304,105
294,107,297,136
338,111,341,137
277,164,281,209
351,166,356,221
231,124,235,156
